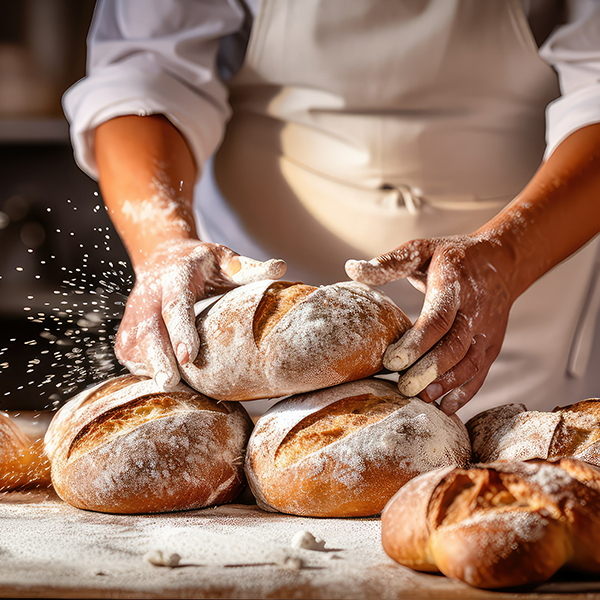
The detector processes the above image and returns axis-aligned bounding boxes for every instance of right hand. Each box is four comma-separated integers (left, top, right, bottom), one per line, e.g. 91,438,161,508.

116,239,286,390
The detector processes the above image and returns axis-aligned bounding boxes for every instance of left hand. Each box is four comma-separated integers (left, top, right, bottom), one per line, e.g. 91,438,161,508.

346,234,516,414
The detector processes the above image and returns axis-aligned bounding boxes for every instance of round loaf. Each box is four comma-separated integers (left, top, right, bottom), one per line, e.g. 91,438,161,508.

467,399,600,465
44,374,253,514
382,458,600,589
180,280,411,401
244,378,471,517
0,412,50,491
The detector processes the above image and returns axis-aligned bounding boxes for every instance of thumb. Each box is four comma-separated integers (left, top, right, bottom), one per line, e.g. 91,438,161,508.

222,255,287,285
345,239,435,286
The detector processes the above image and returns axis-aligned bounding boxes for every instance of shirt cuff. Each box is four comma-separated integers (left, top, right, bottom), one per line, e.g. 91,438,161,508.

545,83,600,158
63,63,230,183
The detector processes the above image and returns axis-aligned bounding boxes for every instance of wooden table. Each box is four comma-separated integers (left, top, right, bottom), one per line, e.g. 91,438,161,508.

1,488,599,599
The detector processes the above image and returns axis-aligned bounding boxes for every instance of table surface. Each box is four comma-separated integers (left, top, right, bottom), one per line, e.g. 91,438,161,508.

1,487,600,600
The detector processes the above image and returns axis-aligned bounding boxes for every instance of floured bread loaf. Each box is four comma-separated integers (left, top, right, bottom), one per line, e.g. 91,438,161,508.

44,374,252,514
180,280,411,401
0,412,50,490
382,458,600,589
467,399,600,465
244,378,471,517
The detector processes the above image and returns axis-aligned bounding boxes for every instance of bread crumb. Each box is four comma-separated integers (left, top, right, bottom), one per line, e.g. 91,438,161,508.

291,531,326,551
144,550,181,568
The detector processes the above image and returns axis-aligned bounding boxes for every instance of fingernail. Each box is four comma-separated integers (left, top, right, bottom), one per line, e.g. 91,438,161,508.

176,343,189,365
398,363,438,397
155,371,171,390
384,343,417,371
384,349,411,371
442,400,459,416
424,383,444,402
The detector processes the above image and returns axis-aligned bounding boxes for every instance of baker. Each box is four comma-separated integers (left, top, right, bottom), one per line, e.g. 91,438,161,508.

64,0,600,418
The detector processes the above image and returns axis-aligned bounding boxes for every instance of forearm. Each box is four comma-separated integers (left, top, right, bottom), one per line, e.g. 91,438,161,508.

480,123,600,301
95,115,198,270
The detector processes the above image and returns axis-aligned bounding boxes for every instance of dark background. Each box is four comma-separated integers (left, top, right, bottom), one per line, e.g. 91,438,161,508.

0,1,132,411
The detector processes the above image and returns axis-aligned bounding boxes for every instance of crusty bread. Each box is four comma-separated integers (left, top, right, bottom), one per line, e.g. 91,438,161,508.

244,378,471,517
180,280,411,401
0,412,50,491
467,399,600,465
44,374,253,514
382,458,600,589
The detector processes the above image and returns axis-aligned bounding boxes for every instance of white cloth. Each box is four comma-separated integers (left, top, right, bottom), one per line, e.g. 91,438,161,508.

64,0,600,179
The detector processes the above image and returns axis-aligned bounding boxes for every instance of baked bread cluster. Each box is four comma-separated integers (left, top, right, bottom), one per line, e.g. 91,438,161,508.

245,378,471,517
0,412,50,491
44,374,252,514
381,458,600,589
467,399,600,465
181,280,412,400
44,280,472,516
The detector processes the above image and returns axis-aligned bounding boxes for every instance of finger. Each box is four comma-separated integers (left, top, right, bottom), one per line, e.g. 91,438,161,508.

345,240,434,286
439,367,490,415
418,334,488,402
116,306,180,390
139,313,181,390
162,287,199,366
226,256,287,285
384,276,461,372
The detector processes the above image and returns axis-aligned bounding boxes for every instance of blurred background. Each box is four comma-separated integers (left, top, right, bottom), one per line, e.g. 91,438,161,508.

0,1,132,411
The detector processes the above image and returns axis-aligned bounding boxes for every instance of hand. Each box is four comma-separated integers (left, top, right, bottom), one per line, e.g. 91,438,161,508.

346,235,515,414
116,239,286,390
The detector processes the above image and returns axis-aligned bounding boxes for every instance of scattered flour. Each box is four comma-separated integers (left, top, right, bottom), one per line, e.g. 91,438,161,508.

144,549,181,568
291,531,326,551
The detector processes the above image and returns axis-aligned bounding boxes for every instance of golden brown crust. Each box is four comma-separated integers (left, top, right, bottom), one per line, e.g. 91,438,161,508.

245,379,471,517
252,282,316,346
0,413,50,490
382,459,600,589
467,399,600,466
181,280,412,401
45,376,253,514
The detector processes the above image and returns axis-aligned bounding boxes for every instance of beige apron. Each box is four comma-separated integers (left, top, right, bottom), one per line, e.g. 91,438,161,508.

204,0,600,416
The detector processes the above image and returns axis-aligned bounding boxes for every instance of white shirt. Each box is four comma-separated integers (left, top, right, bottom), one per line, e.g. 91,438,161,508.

64,0,600,182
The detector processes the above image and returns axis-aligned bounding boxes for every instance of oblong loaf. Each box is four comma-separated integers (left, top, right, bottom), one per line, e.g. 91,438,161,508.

180,280,412,401
0,412,50,491
467,399,600,465
382,458,600,589
45,375,253,514
244,378,471,517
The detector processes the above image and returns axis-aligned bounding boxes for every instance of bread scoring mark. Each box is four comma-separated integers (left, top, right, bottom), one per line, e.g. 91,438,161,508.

274,394,406,469
549,400,600,460
252,281,316,347
431,464,576,534
77,374,146,411
67,392,227,464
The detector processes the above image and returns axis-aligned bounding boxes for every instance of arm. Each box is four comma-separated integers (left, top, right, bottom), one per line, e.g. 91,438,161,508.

96,115,285,389
347,123,600,414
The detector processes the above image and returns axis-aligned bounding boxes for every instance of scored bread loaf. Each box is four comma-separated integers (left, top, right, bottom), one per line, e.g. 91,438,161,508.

467,399,600,465
382,458,600,589
0,412,50,491
180,280,411,401
44,374,252,514
244,378,471,517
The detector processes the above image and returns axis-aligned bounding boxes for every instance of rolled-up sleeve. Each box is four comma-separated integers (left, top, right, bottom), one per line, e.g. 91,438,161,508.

63,0,245,181
540,0,600,157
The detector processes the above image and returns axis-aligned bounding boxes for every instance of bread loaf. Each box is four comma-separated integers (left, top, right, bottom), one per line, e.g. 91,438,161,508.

382,458,600,589
180,280,411,401
0,412,50,490
44,374,252,514
245,378,471,517
467,399,600,465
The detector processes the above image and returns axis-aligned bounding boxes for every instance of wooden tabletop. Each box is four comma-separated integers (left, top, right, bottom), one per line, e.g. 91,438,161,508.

1,487,599,600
